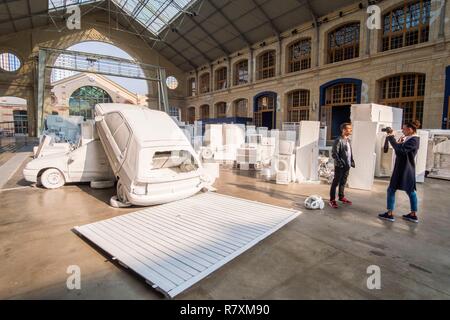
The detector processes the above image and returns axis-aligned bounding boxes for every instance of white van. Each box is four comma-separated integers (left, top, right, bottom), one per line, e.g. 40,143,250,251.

23,121,114,189
94,103,215,207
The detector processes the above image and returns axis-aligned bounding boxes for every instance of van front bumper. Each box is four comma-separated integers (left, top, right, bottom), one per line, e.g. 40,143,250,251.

23,168,39,183
126,185,203,206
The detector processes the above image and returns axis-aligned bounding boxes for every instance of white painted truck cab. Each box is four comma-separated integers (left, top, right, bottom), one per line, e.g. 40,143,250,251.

94,103,215,207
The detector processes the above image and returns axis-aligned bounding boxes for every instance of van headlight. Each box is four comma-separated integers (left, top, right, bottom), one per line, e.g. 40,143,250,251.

132,183,147,195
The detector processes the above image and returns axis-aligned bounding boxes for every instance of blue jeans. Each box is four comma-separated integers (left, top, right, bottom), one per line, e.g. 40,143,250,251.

387,187,418,213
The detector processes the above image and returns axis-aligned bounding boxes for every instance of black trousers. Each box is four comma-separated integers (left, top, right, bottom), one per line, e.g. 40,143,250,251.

330,166,350,201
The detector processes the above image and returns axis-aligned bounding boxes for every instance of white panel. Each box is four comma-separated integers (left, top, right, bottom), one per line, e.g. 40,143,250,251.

295,121,320,182
74,192,300,298
416,130,429,183
348,121,378,190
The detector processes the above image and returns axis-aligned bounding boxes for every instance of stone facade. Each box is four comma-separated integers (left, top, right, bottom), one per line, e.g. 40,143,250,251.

182,0,450,130
50,73,148,116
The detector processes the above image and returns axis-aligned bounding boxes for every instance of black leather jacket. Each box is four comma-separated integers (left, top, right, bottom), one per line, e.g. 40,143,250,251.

332,136,355,169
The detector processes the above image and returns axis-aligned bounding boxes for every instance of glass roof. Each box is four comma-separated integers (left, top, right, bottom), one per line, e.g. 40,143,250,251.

49,0,197,35
112,0,197,35
48,0,100,11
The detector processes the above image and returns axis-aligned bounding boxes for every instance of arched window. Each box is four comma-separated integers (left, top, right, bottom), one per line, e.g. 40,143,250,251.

382,0,431,51
215,102,227,118
327,23,360,64
69,86,113,119
215,67,227,90
378,73,426,124
199,73,210,94
188,78,196,96
287,39,311,73
257,50,276,80
234,60,249,86
322,82,358,140
287,90,310,122
233,99,248,118
200,104,210,120
187,107,196,124
254,93,276,129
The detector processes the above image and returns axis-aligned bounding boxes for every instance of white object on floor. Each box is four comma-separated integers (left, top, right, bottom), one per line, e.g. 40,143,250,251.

295,121,320,183
273,154,296,184
304,195,325,210
348,121,378,191
74,192,300,298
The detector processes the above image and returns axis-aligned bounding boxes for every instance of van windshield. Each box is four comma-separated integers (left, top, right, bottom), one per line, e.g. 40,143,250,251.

150,150,199,173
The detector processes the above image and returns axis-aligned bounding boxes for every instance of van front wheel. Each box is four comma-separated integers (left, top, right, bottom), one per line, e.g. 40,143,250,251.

41,168,65,189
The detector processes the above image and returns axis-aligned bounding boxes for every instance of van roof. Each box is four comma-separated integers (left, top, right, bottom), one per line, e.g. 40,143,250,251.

95,103,188,145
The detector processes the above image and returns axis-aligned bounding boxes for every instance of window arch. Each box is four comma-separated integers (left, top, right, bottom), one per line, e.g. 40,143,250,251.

234,60,249,86
378,73,426,124
257,50,276,80
233,99,248,118
199,73,210,94
287,90,310,122
215,67,227,90
69,86,113,119
200,104,210,120
187,106,196,124
254,92,277,129
287,39,311,73
215,102,227,118
382,0,431,52
327,22,360,64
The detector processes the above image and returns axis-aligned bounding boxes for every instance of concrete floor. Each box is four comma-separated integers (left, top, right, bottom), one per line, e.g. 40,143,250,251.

1,162,450,299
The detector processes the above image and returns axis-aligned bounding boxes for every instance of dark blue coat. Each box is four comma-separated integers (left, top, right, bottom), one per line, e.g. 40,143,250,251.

388,135,420,193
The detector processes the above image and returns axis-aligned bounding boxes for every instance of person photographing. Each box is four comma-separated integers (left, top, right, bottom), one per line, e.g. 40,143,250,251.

378,120,421,223
329,123,355,209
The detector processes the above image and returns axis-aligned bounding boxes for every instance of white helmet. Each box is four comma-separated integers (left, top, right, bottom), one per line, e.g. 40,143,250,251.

304,195,325,210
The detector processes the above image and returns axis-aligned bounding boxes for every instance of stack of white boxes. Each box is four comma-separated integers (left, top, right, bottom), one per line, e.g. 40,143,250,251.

215,124,245,162
274,131,296,184
349,103,403,190
237,145,262,170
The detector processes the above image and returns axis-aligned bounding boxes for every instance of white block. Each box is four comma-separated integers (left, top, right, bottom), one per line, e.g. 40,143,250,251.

279,140,295,155
348,121,378,191
351,103,403,130
204,124,223,148
416,130,429,183
295,121,320,182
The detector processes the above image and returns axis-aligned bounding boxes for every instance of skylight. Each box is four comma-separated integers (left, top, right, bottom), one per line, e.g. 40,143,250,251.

48,0,101,11
49,0,198,35
111,0,197,35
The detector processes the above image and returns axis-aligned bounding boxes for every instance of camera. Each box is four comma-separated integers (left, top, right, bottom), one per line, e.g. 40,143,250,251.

381,127,393,134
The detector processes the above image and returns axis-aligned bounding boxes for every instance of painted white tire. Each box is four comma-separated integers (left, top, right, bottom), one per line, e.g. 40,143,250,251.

41,168,65,189
110,196,131,208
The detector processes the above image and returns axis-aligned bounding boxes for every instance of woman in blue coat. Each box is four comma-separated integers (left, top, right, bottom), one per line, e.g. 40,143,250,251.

379,120,421,223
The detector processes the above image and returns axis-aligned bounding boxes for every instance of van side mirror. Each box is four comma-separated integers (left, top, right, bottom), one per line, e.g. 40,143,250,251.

94,115,103,122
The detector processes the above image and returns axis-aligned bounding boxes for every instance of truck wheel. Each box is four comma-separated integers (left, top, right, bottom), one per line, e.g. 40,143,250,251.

40,168,65,189
110,196,131,208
